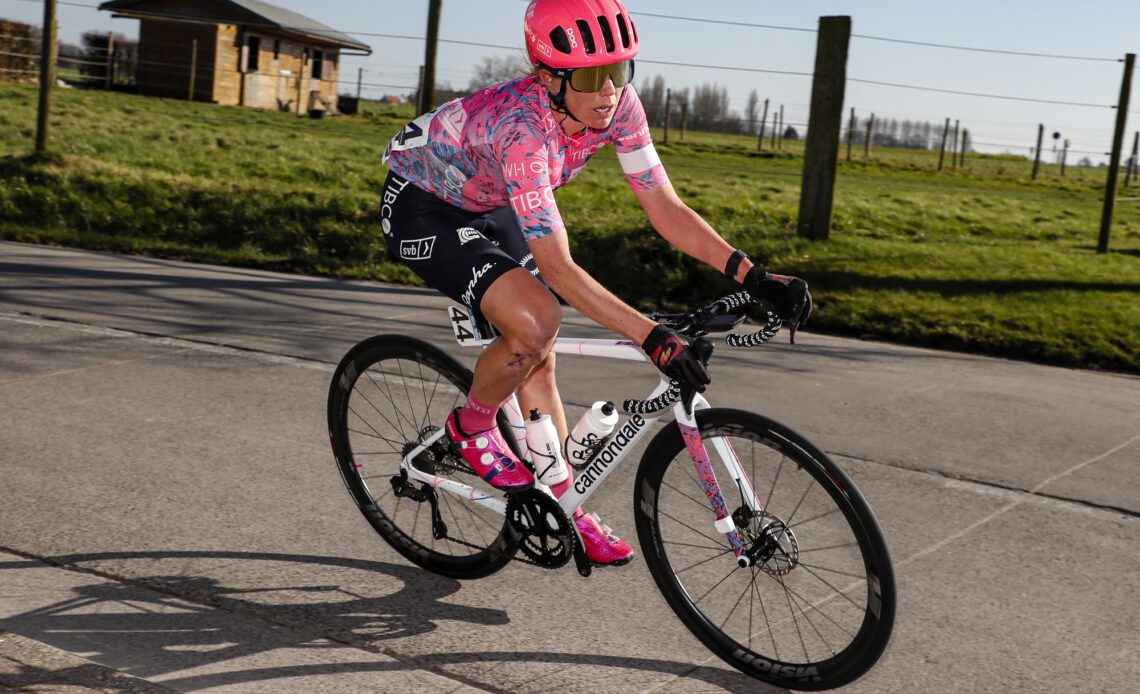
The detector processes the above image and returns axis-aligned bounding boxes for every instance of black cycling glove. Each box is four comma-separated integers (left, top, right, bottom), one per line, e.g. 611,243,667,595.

744,266,813,329
642,325,711,392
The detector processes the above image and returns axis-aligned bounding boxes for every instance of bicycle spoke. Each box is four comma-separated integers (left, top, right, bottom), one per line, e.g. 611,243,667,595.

659,508,724,547
765,453,786,512
784,477,816,528
395,358,420,433
779,579,857,639
663,538,731,553
719,574,755,630
777,574,811,663
662,479,716,514
674,547,735,575
797,541,858,554
788,506,843,530
366,365,414,439
751,569,779,660
797,561,868,580
345,423,403,451
692,564,739,606
787,563,865,612
780,576,836,659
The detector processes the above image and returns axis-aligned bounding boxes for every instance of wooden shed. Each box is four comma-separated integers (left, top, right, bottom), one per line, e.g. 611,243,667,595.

99,0,371,113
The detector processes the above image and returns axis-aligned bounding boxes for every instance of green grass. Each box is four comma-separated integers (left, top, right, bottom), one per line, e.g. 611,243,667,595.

1,84,1137,373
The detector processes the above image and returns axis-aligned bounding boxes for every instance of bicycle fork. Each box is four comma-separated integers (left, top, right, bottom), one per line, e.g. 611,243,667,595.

674,402,763,569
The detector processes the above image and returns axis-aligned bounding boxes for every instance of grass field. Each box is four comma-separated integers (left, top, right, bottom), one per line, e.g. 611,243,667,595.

1,84,1137,374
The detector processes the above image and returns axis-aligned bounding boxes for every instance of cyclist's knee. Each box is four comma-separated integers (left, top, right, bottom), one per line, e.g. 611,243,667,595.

500,294,560,367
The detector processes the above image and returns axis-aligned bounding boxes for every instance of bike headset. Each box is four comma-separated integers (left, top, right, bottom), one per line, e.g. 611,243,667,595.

524,0,640,128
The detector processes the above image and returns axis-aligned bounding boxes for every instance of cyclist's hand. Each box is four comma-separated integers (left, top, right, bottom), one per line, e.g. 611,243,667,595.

744,267,813,328
641,325,711,392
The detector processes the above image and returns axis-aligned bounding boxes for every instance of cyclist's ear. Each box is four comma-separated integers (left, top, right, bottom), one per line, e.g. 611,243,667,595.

692,336,714,366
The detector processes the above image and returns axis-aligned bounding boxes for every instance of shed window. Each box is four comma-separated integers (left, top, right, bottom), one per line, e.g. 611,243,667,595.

246,36,260,72
273,40,280,59
311,49,324,79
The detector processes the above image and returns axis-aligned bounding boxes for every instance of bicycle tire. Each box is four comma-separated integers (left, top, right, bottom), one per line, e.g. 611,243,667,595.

327,334,517,579
634,408,895,690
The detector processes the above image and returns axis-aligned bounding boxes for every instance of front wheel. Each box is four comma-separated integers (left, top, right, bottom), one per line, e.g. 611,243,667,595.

634,408,895,690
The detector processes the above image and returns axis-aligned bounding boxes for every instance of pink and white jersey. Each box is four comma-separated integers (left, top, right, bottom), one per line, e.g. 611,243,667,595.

383,76,668,240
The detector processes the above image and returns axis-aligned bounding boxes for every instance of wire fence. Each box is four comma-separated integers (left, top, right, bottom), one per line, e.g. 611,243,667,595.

2,2,1139,206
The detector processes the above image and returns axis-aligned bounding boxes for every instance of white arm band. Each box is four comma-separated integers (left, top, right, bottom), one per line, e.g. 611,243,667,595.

617,144,662,175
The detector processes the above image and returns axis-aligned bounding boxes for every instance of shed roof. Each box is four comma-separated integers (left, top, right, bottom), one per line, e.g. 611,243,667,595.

99,0,372,53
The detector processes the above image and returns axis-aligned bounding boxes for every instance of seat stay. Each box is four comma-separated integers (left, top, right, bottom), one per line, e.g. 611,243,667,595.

401,428,508,515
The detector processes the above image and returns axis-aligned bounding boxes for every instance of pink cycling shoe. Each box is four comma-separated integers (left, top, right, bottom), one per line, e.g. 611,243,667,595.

576,512,634,566
445,410,534,492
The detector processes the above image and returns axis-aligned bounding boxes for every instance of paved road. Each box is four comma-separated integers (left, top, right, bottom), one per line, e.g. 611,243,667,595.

1,241,1137,693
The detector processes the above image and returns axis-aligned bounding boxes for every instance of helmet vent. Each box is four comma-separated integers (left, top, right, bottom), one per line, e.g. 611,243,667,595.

616,13,631,49
597,15,616,53
549,26,573,55
575,19,597,55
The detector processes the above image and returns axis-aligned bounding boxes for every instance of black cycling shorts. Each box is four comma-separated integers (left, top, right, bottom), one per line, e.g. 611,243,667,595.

381,170,543,319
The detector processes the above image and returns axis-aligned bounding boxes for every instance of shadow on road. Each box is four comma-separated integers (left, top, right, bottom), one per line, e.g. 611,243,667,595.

0,550,786,693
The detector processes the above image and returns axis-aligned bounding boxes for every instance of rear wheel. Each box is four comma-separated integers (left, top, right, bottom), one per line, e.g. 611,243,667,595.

634,408,895,690
327,335,517,579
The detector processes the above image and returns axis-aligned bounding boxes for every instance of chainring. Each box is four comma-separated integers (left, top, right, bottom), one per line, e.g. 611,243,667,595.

505,490,577,569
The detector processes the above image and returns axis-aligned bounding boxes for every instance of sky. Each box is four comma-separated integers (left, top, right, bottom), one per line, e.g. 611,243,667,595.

3,0,1139,162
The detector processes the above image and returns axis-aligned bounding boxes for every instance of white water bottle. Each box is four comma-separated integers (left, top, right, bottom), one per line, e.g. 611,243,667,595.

524,408,570,486
565,401,618,469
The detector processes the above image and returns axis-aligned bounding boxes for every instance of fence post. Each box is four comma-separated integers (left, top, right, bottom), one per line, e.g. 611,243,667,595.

188,39,198,101
777,104,785,149
104,32,115,89
960,128,968,167
846,107,854,162
663,88,671,144
1061,139,1069,177
865,113,874,158
797,15,851,241
1031,124,1044,179
680,101,687,141
757,97,769,151
951,119,960,168
356,67,363,100
938,117,949,171
1125,131,1138,187
1099,52,1135,254
35,0,58,154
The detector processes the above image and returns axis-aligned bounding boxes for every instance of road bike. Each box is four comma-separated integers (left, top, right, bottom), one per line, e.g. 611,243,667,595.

327,292,896,690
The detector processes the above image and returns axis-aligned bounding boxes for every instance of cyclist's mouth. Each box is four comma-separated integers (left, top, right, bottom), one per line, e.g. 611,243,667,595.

593,104,615,118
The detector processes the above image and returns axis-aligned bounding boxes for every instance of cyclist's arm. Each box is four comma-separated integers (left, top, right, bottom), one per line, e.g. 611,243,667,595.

527,229,657,345
634,182,755,282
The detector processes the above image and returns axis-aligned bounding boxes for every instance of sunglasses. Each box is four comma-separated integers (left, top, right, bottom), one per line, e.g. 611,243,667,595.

553,60,635,93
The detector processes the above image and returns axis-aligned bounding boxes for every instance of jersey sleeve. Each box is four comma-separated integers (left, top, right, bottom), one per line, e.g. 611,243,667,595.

612,86,670,192
494,121,565,241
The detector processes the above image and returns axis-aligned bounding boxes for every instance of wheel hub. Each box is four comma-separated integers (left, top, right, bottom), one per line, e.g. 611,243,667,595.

740,510,799,576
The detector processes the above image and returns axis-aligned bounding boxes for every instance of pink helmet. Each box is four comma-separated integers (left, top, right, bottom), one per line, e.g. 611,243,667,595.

524,0,640,69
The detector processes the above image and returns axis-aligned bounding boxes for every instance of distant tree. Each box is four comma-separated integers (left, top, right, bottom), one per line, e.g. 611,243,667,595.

783,125,800,141
690,83,730,131
1078,156,1093,168
467,55,529,91
639,74,666,127
744,89,760,136
0,19,39,82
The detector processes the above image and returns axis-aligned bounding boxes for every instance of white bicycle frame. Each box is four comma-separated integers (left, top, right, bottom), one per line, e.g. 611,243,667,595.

399,306,765,564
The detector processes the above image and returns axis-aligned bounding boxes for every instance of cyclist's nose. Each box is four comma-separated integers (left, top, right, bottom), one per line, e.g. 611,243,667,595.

598,76,617,97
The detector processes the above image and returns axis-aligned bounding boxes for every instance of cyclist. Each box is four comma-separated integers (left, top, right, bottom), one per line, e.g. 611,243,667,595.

380,0,811,567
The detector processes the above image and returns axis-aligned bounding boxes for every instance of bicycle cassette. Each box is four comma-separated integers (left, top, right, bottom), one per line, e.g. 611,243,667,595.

505,490,577,570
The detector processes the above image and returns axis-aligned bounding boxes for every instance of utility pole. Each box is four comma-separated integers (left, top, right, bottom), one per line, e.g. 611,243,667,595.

938,117,949,171
1099,52,1135,254
663,88,671,144
865,113,875,158
757,98,769,151
1032,124,1044,179
35,0,58,154
798,15,851,241
418,0,441,114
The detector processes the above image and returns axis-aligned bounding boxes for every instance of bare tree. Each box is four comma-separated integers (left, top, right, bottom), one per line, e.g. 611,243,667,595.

467,55,530,91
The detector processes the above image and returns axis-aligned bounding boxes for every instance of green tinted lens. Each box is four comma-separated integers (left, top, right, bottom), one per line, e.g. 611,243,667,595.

568,61,633,92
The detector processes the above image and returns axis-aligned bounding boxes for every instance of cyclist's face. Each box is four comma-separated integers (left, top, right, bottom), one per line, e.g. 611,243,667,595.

541,69,622,134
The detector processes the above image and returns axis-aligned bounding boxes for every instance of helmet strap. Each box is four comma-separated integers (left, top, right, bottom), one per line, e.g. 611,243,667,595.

543,68,590,130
